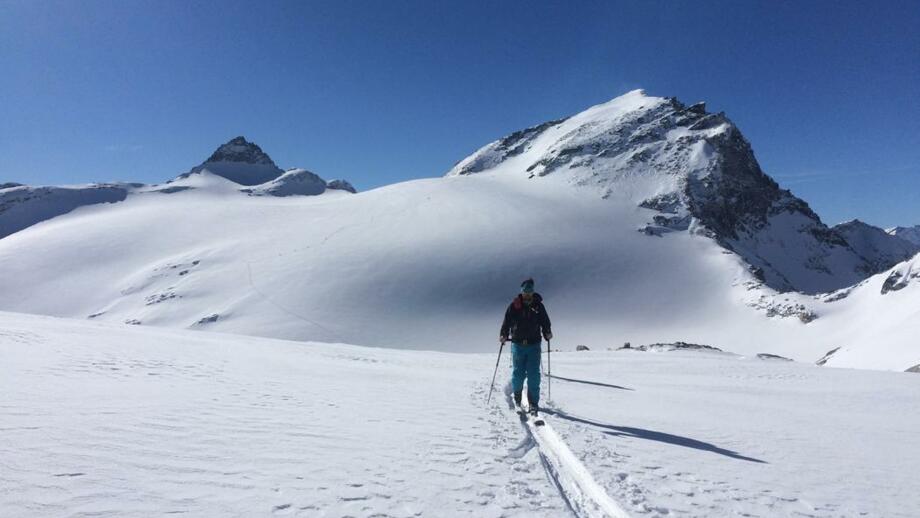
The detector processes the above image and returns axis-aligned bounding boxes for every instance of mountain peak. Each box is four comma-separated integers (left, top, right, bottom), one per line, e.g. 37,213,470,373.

205,136,278,167
181,136,284,186
444,90,905,294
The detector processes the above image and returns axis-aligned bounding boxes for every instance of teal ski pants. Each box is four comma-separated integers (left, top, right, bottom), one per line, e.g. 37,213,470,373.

511,342,541,405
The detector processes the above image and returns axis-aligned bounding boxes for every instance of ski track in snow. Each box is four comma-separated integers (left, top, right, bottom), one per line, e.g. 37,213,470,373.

498,383,631,518
0,315,569,517
3,313,920,517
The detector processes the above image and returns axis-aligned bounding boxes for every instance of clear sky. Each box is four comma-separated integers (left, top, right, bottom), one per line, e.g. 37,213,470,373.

1,0,918,227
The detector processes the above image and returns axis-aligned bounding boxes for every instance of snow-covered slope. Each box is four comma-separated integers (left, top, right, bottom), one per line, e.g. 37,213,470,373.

0,137,353,239
241,168,328,197
2,311,919,517
0,92,913,371
811,253,920,371
0,183,130,239
887,224,920,246
832,219,919,271
448,90,885,294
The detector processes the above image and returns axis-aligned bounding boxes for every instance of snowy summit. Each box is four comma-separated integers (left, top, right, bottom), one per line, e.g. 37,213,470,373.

183,135,284,186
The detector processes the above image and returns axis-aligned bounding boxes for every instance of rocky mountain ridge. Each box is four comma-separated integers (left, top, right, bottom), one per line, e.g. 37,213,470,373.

447,90,912,294
887,225,920,246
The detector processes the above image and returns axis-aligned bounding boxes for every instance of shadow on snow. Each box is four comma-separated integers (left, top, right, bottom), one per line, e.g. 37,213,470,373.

545,409,767,464
547,374,635,391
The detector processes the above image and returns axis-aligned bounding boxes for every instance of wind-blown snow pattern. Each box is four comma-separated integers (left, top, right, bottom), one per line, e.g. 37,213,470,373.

2,311,919,516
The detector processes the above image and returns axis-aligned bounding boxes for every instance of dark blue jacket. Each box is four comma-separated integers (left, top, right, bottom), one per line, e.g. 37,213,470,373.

500,293,552,345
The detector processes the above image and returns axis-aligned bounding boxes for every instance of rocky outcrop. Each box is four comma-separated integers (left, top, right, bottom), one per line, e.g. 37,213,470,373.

880,260,920,294
757,353,793,361
326,179,357,193
816,347,840,366
887,225,920,247
833,219,919,273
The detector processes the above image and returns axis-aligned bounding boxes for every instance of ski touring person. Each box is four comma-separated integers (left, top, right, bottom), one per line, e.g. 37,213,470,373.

500,278,552,416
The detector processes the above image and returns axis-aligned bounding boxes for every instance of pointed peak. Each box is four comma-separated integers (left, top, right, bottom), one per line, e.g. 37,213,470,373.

205,136,277,167
177,136,284,186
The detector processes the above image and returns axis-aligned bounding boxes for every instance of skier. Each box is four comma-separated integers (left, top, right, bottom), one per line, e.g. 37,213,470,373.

500,278,552,416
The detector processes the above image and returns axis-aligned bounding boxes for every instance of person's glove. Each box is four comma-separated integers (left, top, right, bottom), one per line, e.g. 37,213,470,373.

500,335,508,346
544,331,553,341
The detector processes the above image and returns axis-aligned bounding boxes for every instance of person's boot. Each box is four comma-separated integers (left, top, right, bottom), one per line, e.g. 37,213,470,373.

513,391,522,408
528,393,539,416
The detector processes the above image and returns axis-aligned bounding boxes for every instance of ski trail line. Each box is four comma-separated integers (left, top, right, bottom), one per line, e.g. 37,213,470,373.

501,382,630,518
526,419,631,518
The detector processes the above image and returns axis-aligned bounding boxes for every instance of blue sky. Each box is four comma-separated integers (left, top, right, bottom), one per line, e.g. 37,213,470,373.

1,0,918,227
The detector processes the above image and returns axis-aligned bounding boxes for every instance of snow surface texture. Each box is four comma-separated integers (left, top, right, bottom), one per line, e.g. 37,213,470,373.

447,90,901,294
2,311,919,517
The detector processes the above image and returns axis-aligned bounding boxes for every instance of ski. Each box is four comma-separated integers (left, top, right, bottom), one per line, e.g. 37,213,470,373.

518,406,544,426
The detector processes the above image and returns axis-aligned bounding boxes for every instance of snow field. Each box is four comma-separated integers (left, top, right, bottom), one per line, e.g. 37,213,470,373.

3,311,919,517
0,312,567,517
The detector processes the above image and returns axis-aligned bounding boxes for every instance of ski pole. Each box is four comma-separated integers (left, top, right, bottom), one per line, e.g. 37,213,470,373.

547,339,551,402
486,342,504,404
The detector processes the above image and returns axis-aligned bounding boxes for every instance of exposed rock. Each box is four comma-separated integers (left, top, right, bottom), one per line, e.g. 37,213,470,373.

326,179,357,193
887,225,920,247
449,118,567,176
205,136,278,166
757,353,793,362
153,186,194,194
833,219,919,273
747,295,818,323
575,345,590,351
178,136,284,186
196,314,220,325
145,291,179,306
0,182,23,190
906,364,920,373
816,347,840,366
636,341,723,353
